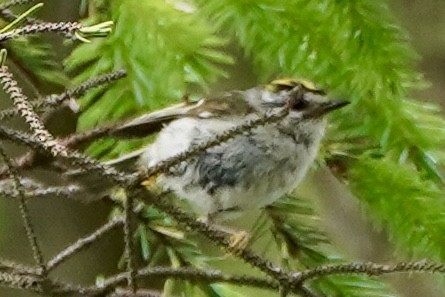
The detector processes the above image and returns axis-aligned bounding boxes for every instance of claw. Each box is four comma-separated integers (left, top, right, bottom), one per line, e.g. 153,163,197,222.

227,230,250,256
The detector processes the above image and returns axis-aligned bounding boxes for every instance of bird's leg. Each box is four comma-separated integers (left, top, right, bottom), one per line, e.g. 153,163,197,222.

205,208,251,255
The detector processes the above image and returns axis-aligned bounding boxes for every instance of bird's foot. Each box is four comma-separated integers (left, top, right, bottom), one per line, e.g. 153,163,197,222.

227,230,250,256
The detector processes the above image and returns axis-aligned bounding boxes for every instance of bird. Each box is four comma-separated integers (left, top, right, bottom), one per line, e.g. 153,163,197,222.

104,78,349,222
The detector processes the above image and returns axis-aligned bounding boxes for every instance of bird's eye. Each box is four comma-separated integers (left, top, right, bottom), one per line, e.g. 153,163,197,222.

292,98,308,110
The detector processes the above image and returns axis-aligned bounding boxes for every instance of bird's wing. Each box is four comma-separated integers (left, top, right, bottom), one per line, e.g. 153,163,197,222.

109,91,253,138
109,101,197,138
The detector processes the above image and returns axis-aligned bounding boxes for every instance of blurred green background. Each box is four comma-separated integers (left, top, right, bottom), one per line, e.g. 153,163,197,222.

0,1,444,296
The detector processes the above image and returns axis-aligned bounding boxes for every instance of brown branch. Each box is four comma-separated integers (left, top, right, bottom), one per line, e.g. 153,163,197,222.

0,145,45,274
46,217,124,272
0,258,39,275
0,65,69,157
0,70,127,121
0,22,82,42
135,190,293,287
0,182,79,199
0,0,36,10
292,261,445,285
123,193,137,291
0,68,129,185
99,266,279,293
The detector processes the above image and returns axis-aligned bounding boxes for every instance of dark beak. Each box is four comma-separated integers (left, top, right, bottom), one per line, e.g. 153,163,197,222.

304,100,349,118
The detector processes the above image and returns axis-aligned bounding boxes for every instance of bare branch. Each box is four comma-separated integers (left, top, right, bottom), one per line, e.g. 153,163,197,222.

0,65,69,157
100,266,279,292
123,193,137,291
0,22,82,41
292,261,445,285
0,258,39,275
47,217,124,272
0,70,127,121
0,145,45,274
0,0,36,11
135,190,293,286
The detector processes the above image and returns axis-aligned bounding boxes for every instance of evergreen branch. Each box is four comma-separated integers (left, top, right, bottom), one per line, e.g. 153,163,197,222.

107,289,160,297
0,70,127,179
123,193,137,291
0,21,112,42
0,0,39,27
0,7,37,24
0,65,69,157
1,104,286,183
0,271,43,292
5,47,42,97
0,270,95,296
266,195,396,297
0,124,45,151
135,190,299,292
0,69,127,121
99,266,279,292
75,21,113,42
0,258,39,275
43,69,126,106
0,3,42,33
294,261,445,284
61,125,117,148
0,180,78,199
0,145,45,274
46,217,124,272
66,0,232,158
0,21,81,41
0,0,36,10
0,118,129,188
0,68,129,185
348,157,445,260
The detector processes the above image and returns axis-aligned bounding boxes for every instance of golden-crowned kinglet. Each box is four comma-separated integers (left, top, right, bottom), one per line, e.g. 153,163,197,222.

103,78,348,220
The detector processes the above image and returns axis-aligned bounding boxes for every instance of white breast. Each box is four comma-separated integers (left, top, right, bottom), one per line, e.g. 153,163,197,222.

140,117,326,218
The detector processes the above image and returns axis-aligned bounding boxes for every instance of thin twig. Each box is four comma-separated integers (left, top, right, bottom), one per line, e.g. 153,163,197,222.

0,270,98,296
0,0,36,11
0,145,45,274
0,3,43,33
46,217,124,271
107,289,160,297
0,123,129,185
292,261,445,285
0,104,296,289
135,190,292,285
0,65,69,157
0,68,130,186
299,286,322,297
0,258,39,275
0,22,82,42
61,124,118,148
0,69,127,121
0,176,80,199
0,8,37,25
0,271,43,292
99,266,279,292
123,193,137,291
0,183,79,199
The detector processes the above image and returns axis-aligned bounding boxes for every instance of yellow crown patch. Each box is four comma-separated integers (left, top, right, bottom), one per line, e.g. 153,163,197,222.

266,78,322,94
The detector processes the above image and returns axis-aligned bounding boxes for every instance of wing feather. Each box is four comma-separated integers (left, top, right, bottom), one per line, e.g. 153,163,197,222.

110,91,253,138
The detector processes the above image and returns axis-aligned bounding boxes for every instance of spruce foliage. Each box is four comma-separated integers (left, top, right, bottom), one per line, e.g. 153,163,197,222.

63,1,445,296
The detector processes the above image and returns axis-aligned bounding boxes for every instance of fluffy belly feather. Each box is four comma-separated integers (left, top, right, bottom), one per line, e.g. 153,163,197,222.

141,117,324,217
